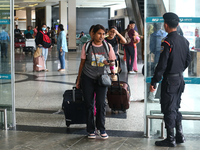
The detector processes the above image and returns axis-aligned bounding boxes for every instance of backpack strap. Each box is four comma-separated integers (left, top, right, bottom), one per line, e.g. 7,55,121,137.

164,41,173,53
85,41,92,56
85,40,110,58
40,30,47,35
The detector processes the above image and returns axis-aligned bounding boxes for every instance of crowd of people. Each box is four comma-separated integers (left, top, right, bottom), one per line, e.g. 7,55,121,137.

13,24,68,72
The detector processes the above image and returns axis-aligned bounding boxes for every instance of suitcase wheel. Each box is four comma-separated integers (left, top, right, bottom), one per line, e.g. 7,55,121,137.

123,110,127,113
66,121,71,127
111,109,116,114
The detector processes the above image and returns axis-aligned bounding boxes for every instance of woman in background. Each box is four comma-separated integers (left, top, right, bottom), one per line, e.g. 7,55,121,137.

105,26,126,80
57,24,68,72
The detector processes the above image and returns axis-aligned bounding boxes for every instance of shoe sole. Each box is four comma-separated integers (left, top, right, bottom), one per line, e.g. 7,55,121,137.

88,136,96,139
98,133,109,139
100,136,109,139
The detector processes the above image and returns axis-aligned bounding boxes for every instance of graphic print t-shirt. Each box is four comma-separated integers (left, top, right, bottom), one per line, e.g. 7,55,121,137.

81,42,116,79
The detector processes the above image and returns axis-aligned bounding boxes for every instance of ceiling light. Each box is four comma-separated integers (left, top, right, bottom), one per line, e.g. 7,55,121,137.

15,7,26,10
29,3,38,7
0,8,10,10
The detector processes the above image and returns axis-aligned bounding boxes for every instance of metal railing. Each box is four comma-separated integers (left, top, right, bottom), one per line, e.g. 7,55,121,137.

146,114,200,138
0,109,7,130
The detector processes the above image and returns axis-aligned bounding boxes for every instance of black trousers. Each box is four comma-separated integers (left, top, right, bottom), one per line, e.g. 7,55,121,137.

124,46,135,72
1,43,7,57
81,73,107,133
161,75,185,129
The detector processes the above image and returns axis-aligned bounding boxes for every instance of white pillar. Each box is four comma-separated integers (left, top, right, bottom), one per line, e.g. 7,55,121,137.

45,5,52,28
68,0,76,51
59,1,68,34
26,7,32,28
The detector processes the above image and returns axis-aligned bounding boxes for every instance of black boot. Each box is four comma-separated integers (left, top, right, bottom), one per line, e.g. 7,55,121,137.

155,128,176,147
175,121,185,144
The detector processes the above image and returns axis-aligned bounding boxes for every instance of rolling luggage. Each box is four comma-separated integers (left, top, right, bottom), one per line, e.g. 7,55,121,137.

107,73,131,112
33,56,45,71
62,87,86,127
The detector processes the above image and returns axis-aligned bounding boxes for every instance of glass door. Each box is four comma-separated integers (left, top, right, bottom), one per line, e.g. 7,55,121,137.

144,0,200,137
0,0,15,128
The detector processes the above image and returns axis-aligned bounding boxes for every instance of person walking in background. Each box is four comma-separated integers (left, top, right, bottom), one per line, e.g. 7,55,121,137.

76,24,116,139
123,30,141,73
132,31,141,72
105,26,126,80
148,23,167,102
150,23,167,64
35,23,52,71
33,26,38,37
46,27,50,37
123,21,137,74
24,26,34,39
150,12,191,147
14,25,22,38
0,26,10,58
57,24,68,72
78,31,84,39
51,27,56,46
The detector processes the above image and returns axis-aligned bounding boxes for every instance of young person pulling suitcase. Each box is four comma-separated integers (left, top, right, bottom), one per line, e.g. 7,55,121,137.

76,24,116,139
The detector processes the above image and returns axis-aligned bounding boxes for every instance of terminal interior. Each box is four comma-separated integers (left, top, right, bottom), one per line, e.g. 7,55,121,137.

0,0,200,149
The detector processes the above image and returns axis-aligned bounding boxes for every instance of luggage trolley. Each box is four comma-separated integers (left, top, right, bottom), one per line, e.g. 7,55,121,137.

23,38,36,55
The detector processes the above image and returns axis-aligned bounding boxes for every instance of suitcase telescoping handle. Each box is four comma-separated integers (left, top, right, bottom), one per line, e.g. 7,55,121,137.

108,73,120,87
72,87,76,102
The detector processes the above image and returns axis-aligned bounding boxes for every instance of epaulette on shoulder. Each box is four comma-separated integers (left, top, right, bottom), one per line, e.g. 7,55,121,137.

161,36,168,43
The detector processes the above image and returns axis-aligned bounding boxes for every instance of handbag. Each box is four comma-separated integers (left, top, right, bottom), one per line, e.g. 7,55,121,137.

92,46,112,87
98,74,112,87
34,46,42,58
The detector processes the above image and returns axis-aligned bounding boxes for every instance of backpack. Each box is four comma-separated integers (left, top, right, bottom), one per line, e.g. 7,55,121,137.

25,32,33,39
40,31,51,48
124,29,132,44
85,40,110,57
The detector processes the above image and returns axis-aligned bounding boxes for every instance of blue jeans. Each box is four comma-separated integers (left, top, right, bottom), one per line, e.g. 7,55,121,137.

59,51,65,69
42,47,48,69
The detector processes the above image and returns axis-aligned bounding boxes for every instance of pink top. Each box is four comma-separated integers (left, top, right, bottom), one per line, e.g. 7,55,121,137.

33,28,38,36
81,42,116,60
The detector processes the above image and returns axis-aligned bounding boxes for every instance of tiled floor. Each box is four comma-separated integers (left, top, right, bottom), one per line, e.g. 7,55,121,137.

0,46,200,149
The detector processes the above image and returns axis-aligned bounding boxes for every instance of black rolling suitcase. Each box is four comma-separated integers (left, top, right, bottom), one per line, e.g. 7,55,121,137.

62,87,86,127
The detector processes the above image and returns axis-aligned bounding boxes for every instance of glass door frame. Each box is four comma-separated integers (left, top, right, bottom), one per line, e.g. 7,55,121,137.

144,0,200,135
10,0,15,127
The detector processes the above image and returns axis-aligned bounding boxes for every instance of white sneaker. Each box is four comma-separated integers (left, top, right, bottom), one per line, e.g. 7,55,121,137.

129,71,136,74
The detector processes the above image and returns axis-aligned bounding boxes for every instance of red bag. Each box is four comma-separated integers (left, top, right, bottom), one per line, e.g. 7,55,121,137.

40,31,51,48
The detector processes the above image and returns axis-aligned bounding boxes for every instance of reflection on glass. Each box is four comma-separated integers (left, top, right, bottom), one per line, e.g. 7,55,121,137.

0,0,13,127
145,0,200,137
